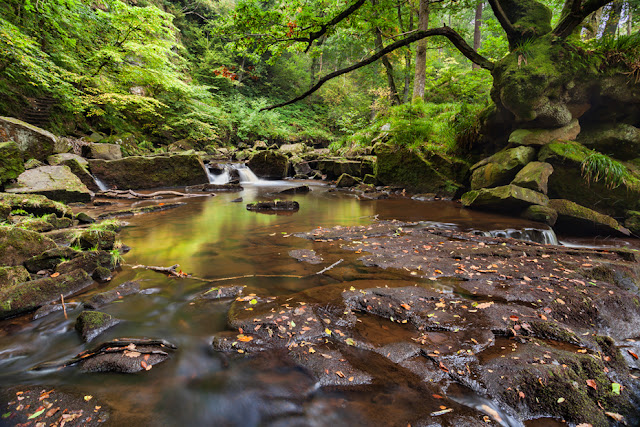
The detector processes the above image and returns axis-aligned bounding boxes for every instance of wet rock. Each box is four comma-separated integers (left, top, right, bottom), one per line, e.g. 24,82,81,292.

461,185,549,212
625,210,640,235
93,266,113,282
578,122,640,159
5,165,92,203
470,146,536,190
278,185,310,194
56,250,115,276
84,281,141,309
0,116,57,161
12,217,54,232
48,153,100,192
0,265,30,290
185,183,242,192
247,150,290,179
76,211,96,223
290,345,373,386
317,158,363,179
0,268,93,319
195,284,246,300
231,197,243,203
74,338,176,373
549,199,629,236
24,246,81,273
292,158,312,177
73,229,116,250
33,302,81,319
89,153,209,190
0,192,73,218
96,202,186,219
42,213,74,229
246,200,299,212
336,173,360,188
288,249,323,264
511,161,554,194
75,310,120,342
520,204,558,226
0,385,110,426
362,173,378,185
0,226,57,266
0,141,24,186
358,191,389,200
81,142,122,160
508,119,580,146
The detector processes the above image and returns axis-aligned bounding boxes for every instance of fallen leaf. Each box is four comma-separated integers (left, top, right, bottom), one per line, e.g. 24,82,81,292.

28,407,45,419
83,395,93,401
586,379,597,390
345,338,355,346
518,391,525,399
401,303,411,310
509,315,519,322
612,382,621,395
432,394,444,399
237,334,254,342
45,407,60,417
605,412,625,422
50,272,60,278
335,371,345,378
124,351,141,358
140,360,152,371
476,302,494,309
628,350,639,360
557,397,565,403
480,404,503,423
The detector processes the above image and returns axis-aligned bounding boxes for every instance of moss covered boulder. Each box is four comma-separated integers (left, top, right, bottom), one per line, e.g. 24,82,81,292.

0,201,9,221
521,204,558,226
5,165,92,203
0,117,57,161
56,250,114,276
511,161,554,194
48,153,100,192
75,310,121,342
508,119,581,147
0,226,57,266
89,153,209,189
317,158,364,179
625,210,640,236
0,193,73,218
461,184,549,212
247,150,290,179
577,123,640,159
24,246,81,273
0,141,25,186
73,230,117,250
470,146,536,190
0,265,30,290
549,199,629,236
0,268,92,319
81,142,122,160
336,173,360,188
374,143,466,196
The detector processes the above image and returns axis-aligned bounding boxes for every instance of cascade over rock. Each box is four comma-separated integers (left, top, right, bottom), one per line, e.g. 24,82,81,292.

47,153,100,192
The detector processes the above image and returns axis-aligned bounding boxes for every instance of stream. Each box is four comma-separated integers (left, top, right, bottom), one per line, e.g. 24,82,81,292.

0,180,638,426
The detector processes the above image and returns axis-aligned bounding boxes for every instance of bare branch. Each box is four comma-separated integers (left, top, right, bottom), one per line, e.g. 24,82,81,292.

303,0,368,52
260,26,493,111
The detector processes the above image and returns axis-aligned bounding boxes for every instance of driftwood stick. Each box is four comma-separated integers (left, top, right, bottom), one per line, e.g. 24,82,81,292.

61,294,68,320
315,259,343,275
98,189,201,199
132,264,183,277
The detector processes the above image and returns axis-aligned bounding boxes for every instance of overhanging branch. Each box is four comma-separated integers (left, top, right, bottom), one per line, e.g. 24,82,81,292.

486,0,516,40
260,26,494,111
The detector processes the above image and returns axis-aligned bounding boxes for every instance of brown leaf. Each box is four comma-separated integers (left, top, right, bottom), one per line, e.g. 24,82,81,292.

628,350,639,360
518,391,525,399
586,379,597,390
401,303,411,310
335,371,345,378
236,334,254,342
140,360,152,371
605,412,624,422
123,351,141,358
438,361,449,373
509,315,519,322
50,272,60,278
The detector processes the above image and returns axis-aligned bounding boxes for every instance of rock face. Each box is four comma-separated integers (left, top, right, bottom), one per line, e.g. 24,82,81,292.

577,123,640,159
375,143,465,196
470,146,536,190
0,227,57,266
521,204,558,226
549,199,629,236
318,158,373,180
461,184,549,212
81,142,122,160
279,143,307,156
0,141,25,186
5,165,92,203
0,116,57,161
89,153,209,189
511,161,554,194
247,150,289,179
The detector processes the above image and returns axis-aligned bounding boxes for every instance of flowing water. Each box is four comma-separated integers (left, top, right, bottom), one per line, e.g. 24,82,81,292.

1,180,637,426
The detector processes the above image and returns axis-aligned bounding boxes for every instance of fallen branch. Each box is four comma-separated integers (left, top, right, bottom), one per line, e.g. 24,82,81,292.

98,189,203,200
60,294,68,320
315,259,343,275
132,264,186,277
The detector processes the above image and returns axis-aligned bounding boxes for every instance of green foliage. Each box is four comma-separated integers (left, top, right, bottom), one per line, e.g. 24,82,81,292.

580,152,630,189
109,248,124,267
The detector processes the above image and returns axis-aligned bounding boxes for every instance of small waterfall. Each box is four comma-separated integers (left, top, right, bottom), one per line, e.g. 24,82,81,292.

207,164,261,184
236,165,259,183
475,228,559,245
92,175,108,191
208,168,230,185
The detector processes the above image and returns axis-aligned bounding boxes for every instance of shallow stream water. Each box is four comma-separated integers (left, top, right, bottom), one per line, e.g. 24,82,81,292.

1,181,638,426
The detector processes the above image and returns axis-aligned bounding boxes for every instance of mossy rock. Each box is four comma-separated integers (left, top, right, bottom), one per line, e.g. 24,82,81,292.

81,142,122,160
0,192,73,218
577,123,640,159
24,159,43,170
14,218,54,233
0,226,57,266
538,140,592,165
42,213,73,230
0,141,25,186
511,161,554,194
0,268,92,319
0,265,30,291
374,143,466,196
336,173,360,188
549,199,629,236
88,153,209,190
508,119,580,147
48,154,100,192
461,184,549,212
56,250,114,276
470,146,536,190
75,310,120,342
624,210,640,236
0,117,57,161
317,158,364,179
0,201,10,221
5,165,92,203
24,246,81,273
247,150,290,179
520,204,557,226
74,230,116,250
362,174,378,185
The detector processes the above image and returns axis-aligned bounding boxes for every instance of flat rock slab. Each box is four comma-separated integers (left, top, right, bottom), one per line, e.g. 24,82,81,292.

97,202,186,219
6,165,92,203
279,185,311,194
288,249,323,264
0,192,73,218
0,226,57,267
246,200,299,211
83,281,141,309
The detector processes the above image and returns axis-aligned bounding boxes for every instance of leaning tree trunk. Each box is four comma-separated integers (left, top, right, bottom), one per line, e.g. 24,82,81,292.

412,0,429,100
603,0,623,35
472,1,483,70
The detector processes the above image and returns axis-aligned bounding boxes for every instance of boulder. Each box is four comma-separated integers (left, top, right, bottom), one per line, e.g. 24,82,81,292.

74,339,176,373
625,210,640,236
0,201,9,220
75,310,121,342
511,161,554,194
508,119,581,146
24,158,43,170
470,146,536,190
0,116,57,161
247,150,289,179
317,158,363,179
24,246,81,273
362,174,378,185
47,153,100,192
5,165,92,203
0,192,73,218
0,141,24,186
81,142,122,160
577,123,640,159
84,281,140,309
0,266,30,290
549,199,629,236
279,143,306,156
56,250,114,276
0,268,93,319
291,157,313,177
461,185,549,212
89,153,209,190
0,226,57,266
336,173,360,188
521,204,558,226
374,143,466,196
246,201,299,211
73,230,116,250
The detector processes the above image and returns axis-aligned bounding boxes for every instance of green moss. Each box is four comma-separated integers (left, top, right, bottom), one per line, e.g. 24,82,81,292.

529,321,579,344
594,335,626,370
75,310,113,330
0,193,73,218
0,141,24,185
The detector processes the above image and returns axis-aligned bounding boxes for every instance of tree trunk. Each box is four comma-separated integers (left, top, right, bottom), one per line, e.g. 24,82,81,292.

398,2,413,103
472,1,483,70
375,28,401,105
412,0,429,100
627,1,633,35
603,0,623,35
583,9,602,39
